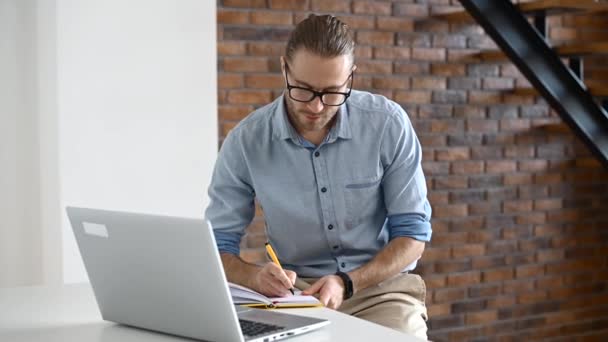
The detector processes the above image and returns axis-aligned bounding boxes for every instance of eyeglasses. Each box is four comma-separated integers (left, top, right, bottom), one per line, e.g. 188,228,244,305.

284,64,354,106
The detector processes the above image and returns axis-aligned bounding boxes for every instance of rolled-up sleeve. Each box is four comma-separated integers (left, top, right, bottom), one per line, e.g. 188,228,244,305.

381,106,432,243
204,129,255,255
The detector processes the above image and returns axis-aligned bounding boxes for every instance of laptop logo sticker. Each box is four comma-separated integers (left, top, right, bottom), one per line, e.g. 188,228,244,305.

83,222,109,238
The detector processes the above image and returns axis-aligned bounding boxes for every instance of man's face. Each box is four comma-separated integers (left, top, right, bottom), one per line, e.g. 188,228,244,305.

281,50,354,136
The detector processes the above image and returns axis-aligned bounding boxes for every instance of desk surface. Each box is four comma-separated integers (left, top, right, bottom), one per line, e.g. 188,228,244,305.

0,284,423,342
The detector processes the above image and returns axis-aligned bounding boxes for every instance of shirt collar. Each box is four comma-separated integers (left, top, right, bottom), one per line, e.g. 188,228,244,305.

272,94,352,142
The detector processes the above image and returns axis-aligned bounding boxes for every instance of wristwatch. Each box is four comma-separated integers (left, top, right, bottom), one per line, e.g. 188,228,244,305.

335,271,354,300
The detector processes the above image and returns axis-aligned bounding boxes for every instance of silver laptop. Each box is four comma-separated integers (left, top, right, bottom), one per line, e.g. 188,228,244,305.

66,206,329,342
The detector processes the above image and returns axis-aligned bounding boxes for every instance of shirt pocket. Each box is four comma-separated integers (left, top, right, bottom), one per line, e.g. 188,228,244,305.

344,175,383,230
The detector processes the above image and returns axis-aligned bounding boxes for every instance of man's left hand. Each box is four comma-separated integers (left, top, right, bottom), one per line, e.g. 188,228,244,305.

301,275,345,309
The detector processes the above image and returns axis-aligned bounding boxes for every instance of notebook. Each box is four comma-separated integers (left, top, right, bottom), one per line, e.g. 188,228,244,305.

229,282,323,309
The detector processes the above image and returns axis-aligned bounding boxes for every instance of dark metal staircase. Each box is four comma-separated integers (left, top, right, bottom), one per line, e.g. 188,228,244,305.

450,0,608,168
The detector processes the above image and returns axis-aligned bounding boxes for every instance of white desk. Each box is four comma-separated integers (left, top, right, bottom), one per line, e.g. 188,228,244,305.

0,284,423,342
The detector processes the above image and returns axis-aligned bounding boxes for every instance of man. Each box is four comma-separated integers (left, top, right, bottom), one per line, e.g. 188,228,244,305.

206,14,432,339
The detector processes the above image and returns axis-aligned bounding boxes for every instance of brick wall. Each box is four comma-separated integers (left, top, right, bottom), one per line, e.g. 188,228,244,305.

216,1,608,340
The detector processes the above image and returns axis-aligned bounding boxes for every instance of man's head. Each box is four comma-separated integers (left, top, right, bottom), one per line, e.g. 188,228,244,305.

280,14,356,138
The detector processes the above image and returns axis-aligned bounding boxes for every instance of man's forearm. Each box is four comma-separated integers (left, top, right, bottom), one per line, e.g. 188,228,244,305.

348,237,425,294
220,253,263,290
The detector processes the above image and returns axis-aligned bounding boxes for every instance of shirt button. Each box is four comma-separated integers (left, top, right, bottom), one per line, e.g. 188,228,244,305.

314,151,320,157
321,187,327,193
328,224,334,230
341,262,346,268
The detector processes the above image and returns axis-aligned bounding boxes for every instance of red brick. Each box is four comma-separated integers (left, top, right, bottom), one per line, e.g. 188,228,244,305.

349,46,369,60
433,204,468,218
218,9,250,24
393,3,429,17
434,288,467,303
219,105,254,121
500,118,531,131
534,173,563,185
483,77,514,90
268,0,308,10
251,11,293,25
356,60,392,74
430,120,464,133
352,1,391,15
433,176,468,189
223,57,269,72
517,290,548,304
247,42,284,56
394,90,431,104
356,31,395,45
518,160,548,172
486,295,516,309
466,119,498,132
516,264,545,278
486,160,517,173
336,15,375,29
482,267,514,282
371,77,409,89
452,244,485,258
218,73,244,89
221,121,238,136
227,90,272,104
311,0,350,13
550,27,577,41
375,17,414,31
503,200,533,213
515,213,546,225
466,310,498,325
428,304,451,317
245,74,284,89
412,48,446,61
432,232,468,246
435,147,469,161
428,192,449,205
218,41,247,56
373,46,410,60
394,62,430,75
423,247,451,261
503,173,532,185
468,91,502,104
425,275,447,289
534,199,562,211
431,63,466,76
224,0,267,8
447,271,481,287
412,76,446,90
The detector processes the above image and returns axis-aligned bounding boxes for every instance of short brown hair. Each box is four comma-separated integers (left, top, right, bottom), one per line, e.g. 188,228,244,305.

285,14,355,64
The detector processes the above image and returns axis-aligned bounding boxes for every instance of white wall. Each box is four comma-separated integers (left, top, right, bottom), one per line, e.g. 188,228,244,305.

0,0,44,287
0,0,217,286
58,0,218,283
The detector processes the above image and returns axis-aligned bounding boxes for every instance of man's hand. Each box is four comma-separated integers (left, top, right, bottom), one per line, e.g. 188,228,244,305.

302,275,345,309
252,262,296,297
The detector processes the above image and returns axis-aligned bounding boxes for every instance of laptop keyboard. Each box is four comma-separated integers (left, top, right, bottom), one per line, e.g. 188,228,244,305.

239,319,284,337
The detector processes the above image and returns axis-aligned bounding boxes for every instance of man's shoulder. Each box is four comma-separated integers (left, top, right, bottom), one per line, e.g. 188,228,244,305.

347,90,408,128
347,90,403,116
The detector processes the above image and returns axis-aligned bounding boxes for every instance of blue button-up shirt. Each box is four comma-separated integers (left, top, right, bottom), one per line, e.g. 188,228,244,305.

205,90,432,278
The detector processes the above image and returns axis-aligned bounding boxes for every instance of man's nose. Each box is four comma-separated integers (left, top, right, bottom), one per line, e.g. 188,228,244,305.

307,96,324,113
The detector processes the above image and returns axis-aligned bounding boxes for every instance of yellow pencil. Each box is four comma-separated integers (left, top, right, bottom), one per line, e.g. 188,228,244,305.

265,242,295,295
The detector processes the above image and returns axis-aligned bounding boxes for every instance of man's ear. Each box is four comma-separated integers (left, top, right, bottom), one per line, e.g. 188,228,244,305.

280,56,286,74
351,64,357,73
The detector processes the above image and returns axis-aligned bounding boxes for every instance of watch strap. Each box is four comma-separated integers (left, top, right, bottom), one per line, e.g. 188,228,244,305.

335,271,354,300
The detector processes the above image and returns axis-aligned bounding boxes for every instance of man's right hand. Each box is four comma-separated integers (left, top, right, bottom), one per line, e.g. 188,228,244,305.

252,262,297,297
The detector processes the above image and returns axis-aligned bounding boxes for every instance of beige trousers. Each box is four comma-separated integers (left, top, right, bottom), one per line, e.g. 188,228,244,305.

297,273,428,340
